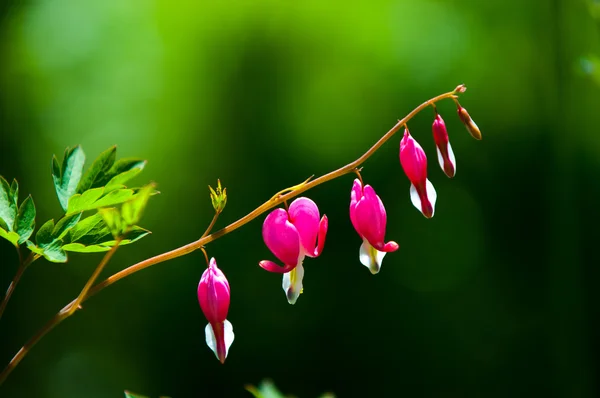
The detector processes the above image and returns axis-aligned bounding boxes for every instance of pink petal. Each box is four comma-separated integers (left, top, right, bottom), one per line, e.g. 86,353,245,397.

198,258,230,324
381,241,400,252
349,179,362,234
259,260,296,274
262,208,300,267
353,185,387,249
312,215,328,257
400,129,428,185
288,197,320,255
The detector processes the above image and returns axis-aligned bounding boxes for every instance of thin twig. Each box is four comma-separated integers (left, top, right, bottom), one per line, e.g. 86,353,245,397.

0,242,121,385
0,252,37,321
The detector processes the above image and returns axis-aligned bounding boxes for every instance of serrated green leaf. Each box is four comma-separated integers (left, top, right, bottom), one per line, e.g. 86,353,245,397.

51,212,82,241
0,176,17,230
105,167,144,192
36,219,55,246
67,187,104,214
0,217,8,231
29,213,80,263
62,226,150,252
52,146,86,211
65,213,108,243
110,158,146,176
77,146,117,193
26,240,45,256
122,184,154,227
67,188,135,214
15,195,36,244
10,179,18,207
0,227,20,247
39,240,67,263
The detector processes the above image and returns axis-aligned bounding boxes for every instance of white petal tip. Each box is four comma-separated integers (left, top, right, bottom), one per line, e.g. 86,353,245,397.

359,240,386,274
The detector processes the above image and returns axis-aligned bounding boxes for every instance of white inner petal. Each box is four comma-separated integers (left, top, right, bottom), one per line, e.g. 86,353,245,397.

409,183,421,213
205,323,218,360
436,146,445,172
282,262,305,305
425,179,437,216
447,141,456,174
359,239,386,274
223,319,234,358
204,321,235,361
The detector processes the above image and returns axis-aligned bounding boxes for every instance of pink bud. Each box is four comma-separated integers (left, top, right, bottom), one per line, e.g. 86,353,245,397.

432,114,456,178
260,197,328,304
349,179,399,274
457,106,482,140
198,258,234,364
399,128,437,218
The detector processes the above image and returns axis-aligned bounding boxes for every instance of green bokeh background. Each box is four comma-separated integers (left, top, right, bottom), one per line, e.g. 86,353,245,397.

1,1,599,397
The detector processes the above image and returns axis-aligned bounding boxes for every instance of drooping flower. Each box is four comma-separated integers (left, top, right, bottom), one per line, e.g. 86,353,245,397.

457,105,482,140
399,128,437,218
259,197,328,304
197,257,234,364
349,179,399,274
432,113,456,178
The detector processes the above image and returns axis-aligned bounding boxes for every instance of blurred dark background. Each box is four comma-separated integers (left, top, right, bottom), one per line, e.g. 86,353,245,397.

1,0,599,397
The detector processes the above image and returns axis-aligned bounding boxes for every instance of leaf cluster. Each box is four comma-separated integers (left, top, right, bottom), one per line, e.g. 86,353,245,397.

1,146,155,263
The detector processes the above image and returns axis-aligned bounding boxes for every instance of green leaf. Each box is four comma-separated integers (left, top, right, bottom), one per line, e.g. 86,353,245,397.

26,239,67,263
25,240,44,256
62,213,150,252
52,146,86,211
10,179,18,207
0,217,8,231
0,176,17,230
65,213,109,243
38,240,67,263
32,213,81,262
105,166,144,192
77,146,117,193
67,187,104,214
122,184,154,227
35,219,55,246
67,188,135,214
62,226,150,253
15,195,36,244
0,227,20,247
51,212,82,241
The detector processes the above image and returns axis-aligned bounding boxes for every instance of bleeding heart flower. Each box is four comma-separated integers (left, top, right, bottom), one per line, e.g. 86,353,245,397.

349,179,399,274
399,128,437,218
432,113,456,178
197,257,234,364
259,197,328,304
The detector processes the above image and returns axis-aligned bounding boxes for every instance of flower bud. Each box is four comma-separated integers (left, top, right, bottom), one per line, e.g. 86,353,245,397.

400,128,437,218
198,258,234,363
432,114,456,178
457,106,482,140
209,180,227,213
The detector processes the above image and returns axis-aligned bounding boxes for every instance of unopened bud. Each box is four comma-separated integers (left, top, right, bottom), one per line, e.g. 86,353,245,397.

457,106,482,140
209,179,227,213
